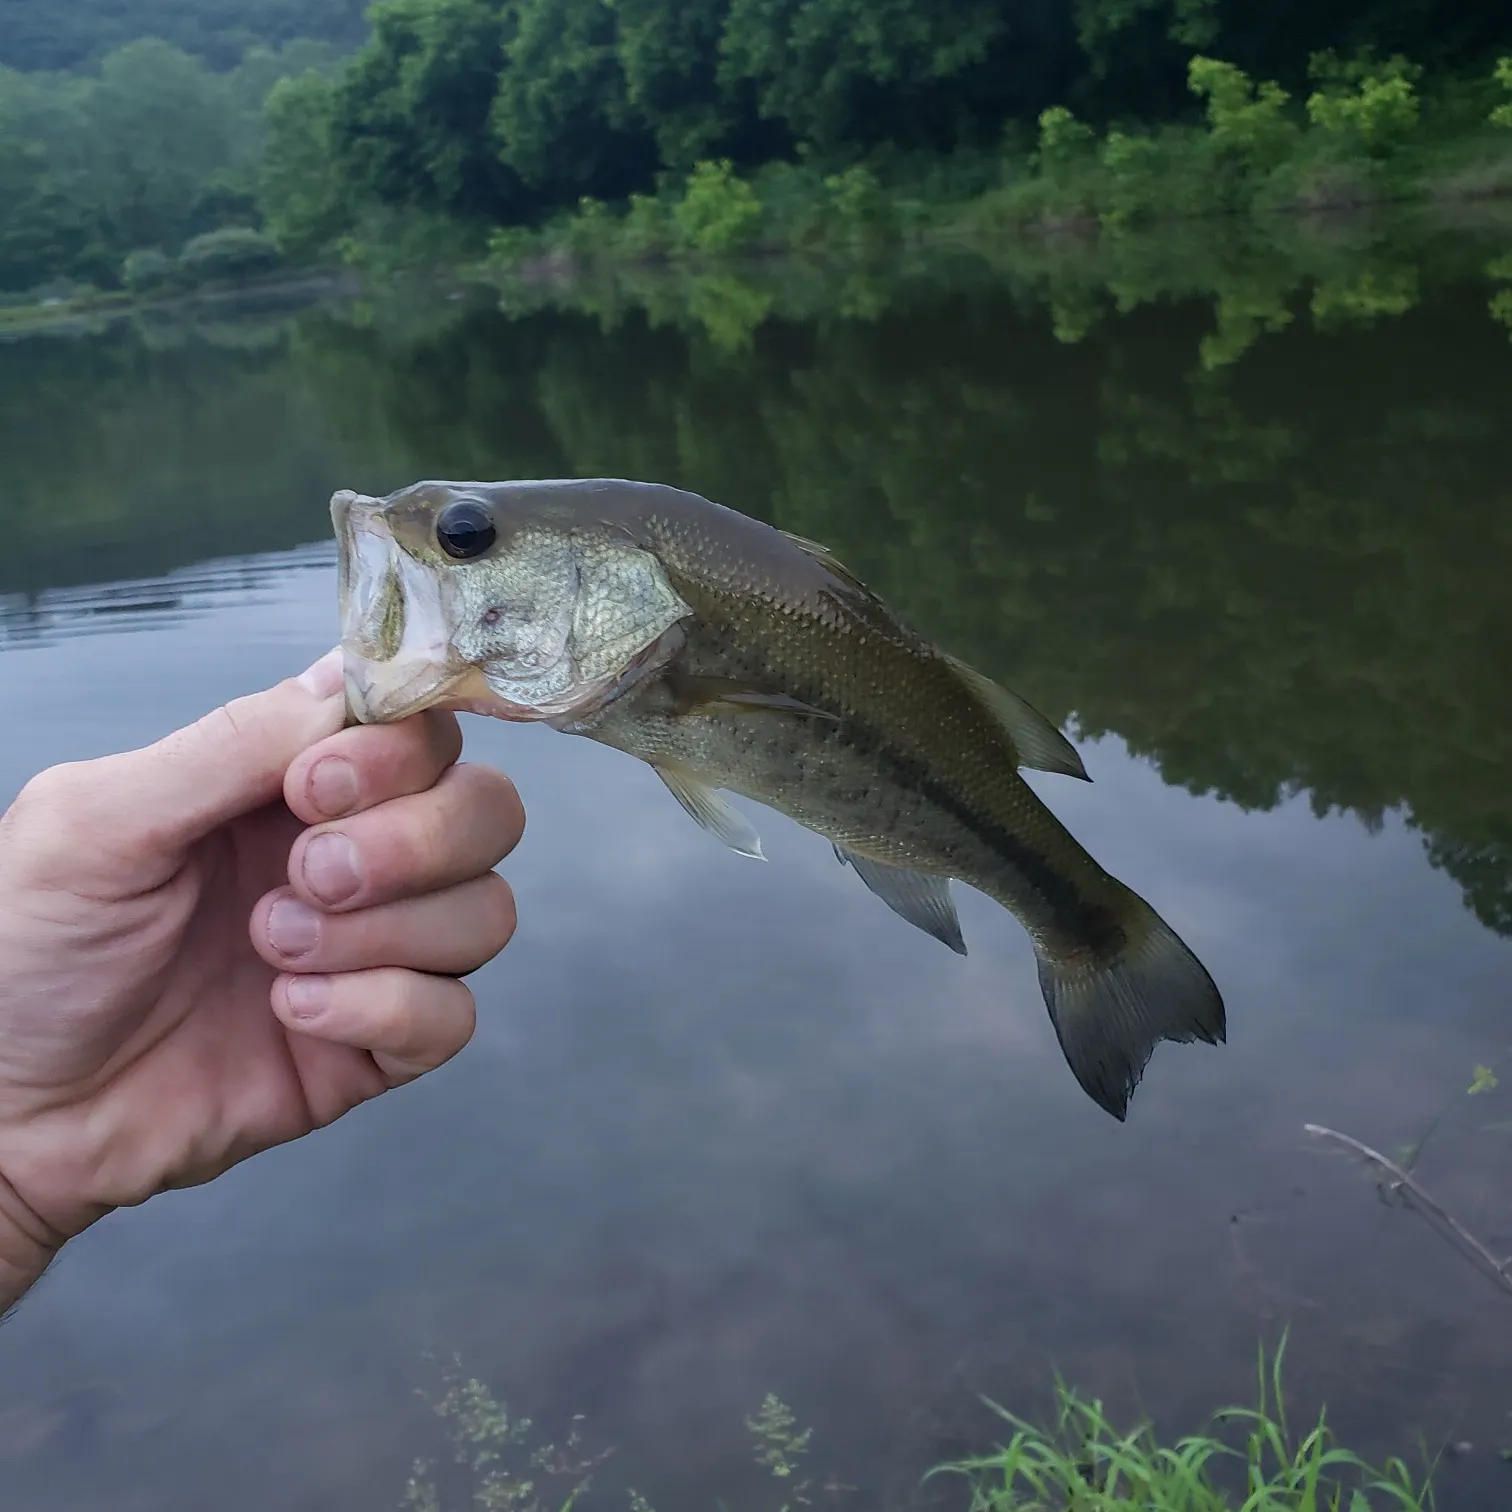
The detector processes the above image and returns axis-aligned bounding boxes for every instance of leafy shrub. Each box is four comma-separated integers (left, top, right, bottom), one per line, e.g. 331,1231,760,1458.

748,159,831,249
673,159,763,255
619,192,676,260
1098,130,1165,229
121,247,173,294
1493,58,1512,129
177,226,281,284
1035,106,1096,174
1305,52,1422,157
1188,56,1298,176
824,164,891,241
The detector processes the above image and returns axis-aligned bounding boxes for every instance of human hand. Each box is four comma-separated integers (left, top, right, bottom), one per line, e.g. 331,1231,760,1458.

0,650,523,1310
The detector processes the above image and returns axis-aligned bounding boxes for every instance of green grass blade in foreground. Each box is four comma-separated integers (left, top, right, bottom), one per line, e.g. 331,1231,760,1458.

927,1336,1438,1511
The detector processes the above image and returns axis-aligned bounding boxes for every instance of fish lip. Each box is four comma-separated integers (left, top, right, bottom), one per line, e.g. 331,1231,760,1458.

333,487,480,724
342,653,471,724
342,654,561,725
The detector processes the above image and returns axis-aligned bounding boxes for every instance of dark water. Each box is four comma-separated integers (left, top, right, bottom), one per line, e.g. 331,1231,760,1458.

3,226,1512,1510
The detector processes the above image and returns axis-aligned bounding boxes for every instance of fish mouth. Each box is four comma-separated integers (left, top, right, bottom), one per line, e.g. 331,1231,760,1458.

332,487,595,726
332,489,502,724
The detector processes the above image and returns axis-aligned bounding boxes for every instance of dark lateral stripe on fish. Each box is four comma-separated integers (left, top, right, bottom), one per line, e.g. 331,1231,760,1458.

821,711,1128,956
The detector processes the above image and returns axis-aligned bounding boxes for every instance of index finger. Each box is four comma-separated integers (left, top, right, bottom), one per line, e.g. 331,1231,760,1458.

283,708,464,825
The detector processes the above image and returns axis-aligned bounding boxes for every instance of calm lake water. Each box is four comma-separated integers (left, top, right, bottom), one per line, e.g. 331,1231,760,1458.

2,224,1512,1510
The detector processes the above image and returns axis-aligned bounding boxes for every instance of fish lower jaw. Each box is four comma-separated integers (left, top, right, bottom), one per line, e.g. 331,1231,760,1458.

442,693,552,722
343,657,500,725
437,669,627,725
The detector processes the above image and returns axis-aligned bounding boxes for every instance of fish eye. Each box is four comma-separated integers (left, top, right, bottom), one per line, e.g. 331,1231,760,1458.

436,499,497,561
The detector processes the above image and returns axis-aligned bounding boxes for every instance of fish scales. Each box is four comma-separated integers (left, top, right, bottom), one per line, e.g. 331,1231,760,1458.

333,477,1226,1119
574,614,1129,961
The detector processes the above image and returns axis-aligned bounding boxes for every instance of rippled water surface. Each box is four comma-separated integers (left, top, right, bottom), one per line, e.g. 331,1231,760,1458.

3,230,1512,1510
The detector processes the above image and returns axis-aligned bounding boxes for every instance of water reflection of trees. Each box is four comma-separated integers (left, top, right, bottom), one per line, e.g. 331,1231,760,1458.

3,233,1510,931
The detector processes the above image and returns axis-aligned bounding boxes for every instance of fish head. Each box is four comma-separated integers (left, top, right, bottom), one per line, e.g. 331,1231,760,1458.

333,480,692,725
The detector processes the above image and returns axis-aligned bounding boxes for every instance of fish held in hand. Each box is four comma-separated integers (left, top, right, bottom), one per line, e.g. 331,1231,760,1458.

332,478,1225,1119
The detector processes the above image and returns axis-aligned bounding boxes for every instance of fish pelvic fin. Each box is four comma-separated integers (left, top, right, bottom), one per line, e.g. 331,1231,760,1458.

1035,889,1225,1121
943,654,1089,782
834,845,967,956
654,763,766,860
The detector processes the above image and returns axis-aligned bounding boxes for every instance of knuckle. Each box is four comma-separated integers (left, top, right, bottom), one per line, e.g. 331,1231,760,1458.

381,970,473,1061
354,967,421,1048
2,762,97,854
459,763,526,846
402,790,456,881
6,764,71,826
484,874,519,948
203,700,249,745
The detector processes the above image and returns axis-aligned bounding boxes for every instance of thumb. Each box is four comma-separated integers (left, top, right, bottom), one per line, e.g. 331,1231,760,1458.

20,650,349,889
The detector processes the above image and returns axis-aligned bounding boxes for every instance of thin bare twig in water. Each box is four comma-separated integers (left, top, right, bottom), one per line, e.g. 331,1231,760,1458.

1304,1123,1512,1300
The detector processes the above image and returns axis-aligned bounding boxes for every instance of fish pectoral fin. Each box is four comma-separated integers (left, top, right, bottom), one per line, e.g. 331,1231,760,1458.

943,654,1089,782
834,846,967,955
654,763,766,860
664,672,839,723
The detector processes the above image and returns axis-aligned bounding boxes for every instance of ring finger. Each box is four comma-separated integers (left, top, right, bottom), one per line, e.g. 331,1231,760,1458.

251,873,517,977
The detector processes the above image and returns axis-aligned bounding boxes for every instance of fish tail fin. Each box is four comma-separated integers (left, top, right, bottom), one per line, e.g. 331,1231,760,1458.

1035,887,1225,1121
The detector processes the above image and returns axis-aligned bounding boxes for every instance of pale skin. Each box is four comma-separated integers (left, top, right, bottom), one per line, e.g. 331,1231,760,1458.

0,649,524,1314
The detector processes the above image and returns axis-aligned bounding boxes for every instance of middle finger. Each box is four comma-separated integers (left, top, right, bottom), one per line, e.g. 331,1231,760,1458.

286,761,525,912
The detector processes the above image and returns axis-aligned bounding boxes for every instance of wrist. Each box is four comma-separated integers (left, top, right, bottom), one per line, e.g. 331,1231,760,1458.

0,1169,61,1313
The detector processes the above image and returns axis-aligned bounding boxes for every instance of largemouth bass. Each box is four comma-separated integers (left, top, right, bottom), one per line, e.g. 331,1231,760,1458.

332,478,1225,1119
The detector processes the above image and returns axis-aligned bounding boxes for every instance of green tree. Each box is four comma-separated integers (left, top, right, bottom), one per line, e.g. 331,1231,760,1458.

0,69,105,290
330,0,520,221
614,0,747,169
716,0,1056,155
490,0,656,201
259,70,352,252
84,42,236,252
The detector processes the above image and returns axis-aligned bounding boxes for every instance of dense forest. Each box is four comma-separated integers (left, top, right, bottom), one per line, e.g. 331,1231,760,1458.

3,0,1512,300
0,0,371,73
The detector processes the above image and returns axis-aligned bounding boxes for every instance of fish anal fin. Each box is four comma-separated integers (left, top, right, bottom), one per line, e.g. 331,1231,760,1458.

665,671,838,723
655,764,765,860
1035,890,1225,1121
834,845,966,955
944,654,1089,782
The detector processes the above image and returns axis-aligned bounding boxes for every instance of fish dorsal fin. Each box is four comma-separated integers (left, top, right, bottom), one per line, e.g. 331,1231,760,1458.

834,845,967,955
943,654,1089,782
655,763,765,860
780,530,871,594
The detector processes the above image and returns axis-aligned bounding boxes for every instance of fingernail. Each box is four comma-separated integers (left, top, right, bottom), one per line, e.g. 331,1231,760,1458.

284,975,331,1022
266,896,321,959
303,832,361,905
297,648,345,699
308,756,359,818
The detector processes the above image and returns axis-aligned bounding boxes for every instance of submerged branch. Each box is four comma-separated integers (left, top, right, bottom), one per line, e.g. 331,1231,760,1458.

1304,1123,1512,1300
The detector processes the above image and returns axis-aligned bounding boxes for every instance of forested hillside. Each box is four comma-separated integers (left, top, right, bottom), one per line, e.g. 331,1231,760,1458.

0,0,370,74
3,0,1512,301
264,0,1512,229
